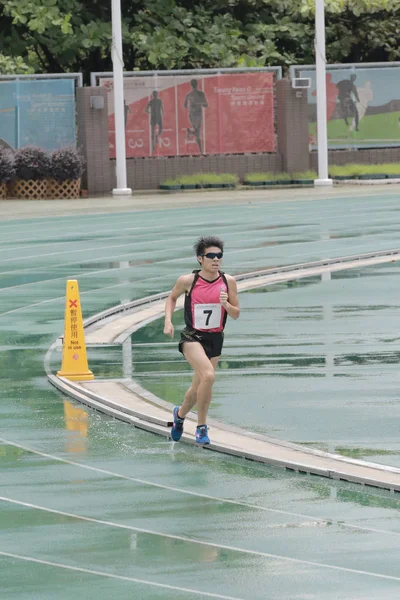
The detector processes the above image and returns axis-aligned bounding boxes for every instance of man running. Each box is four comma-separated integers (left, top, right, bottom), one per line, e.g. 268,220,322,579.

145,90,164,153
184,79,208,154
336,74,360,131
163,236,240,445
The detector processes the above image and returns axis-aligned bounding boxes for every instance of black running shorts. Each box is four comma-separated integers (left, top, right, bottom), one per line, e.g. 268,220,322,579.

178,327,224,360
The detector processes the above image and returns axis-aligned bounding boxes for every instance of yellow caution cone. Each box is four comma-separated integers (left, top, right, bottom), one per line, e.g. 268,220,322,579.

57,280,94,381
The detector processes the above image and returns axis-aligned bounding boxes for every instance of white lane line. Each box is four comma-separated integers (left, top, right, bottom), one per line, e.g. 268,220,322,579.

1,543,400,584
0,245,195,278
1,195,399,251
3,494,400,544
0,242,397,317
1,438,400,539
0,552,243,599
0,494,328,548
4,241,394,314
0,226,271,264
0,270,173,317
0,200,274,239
0,190,398,237
0,195,397,239
1,218,399,273
0,217,251,251
0,218,264,282
0,230,398,298
2,497,400,582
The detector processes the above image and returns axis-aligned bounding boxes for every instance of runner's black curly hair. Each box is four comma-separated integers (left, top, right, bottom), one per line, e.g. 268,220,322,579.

194,236,224,257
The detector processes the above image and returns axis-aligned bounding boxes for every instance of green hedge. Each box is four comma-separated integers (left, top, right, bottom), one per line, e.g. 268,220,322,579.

163,173,239,186
329,163,400,177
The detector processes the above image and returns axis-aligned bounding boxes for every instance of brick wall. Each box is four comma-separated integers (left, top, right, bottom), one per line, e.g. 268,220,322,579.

310,148,400,170
110,153,282,190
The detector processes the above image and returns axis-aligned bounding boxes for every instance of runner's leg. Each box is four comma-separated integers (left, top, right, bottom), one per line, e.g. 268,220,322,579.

179,354,219,419
179,369,200,417
182,342,218,425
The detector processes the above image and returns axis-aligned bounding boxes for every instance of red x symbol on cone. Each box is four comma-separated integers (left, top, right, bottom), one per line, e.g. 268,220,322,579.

69,299,78,308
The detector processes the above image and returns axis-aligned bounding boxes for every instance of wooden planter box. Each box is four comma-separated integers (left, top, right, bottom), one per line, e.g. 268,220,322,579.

8,179,48,200
47,178,81,199
160,184,182,190
244,180,293,186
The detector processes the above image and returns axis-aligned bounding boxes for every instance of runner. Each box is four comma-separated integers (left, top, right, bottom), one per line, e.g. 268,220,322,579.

145,90,164,153
184,79,208,154
163,236,240,445
336,74,360,131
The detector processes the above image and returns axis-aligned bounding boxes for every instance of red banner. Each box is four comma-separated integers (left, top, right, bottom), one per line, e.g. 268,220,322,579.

100,72,275,158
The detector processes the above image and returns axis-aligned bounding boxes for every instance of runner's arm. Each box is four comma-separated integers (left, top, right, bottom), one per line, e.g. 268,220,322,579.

220,276,240,320
164,275,191,337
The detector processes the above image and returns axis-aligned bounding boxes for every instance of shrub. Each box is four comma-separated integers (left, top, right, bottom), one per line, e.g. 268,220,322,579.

292,170,317,180
329,164,370,177
50,147,84,181
14,146,51,180
163,172,239,186
328,163,400,177
245,172,292,182
0,148,16,183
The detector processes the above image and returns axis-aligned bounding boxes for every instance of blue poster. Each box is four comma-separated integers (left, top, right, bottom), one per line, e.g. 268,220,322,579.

0,79,76,150
0,81,16,149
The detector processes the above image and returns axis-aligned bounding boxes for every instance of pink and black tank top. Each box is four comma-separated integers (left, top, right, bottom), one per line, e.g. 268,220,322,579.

184,270,228,333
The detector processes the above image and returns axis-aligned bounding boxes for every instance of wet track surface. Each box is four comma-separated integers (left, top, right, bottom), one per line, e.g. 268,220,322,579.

2,188,400,599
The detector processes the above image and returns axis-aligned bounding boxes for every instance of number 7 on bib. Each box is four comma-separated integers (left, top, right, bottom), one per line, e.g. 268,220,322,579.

193,303,221,330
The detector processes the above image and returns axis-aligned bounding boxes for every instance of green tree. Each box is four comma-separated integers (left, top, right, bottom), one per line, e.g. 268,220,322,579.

0,0,399,81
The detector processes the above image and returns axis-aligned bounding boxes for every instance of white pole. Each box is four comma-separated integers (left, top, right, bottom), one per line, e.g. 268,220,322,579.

314,0,333,186
111,0,132,195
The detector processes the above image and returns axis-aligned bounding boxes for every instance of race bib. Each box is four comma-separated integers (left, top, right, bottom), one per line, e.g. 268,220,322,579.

193,303,221,330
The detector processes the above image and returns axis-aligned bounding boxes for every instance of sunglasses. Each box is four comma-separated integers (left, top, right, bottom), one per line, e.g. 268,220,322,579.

201,252,223,259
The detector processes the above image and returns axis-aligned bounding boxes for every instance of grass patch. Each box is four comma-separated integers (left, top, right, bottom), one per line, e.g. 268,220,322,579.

310,112,400,147
329,164,365,177
245,172,292,182
245,171,316,182
163,173,239,186
292,170,317,180
329,163,400,177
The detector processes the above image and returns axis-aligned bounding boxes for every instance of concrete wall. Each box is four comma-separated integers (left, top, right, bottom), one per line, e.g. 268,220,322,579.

276,79,310,173
76,87,111,195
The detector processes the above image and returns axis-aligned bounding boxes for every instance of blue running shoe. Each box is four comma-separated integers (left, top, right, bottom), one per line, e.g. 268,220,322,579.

171,406,184,442
195,425,210,445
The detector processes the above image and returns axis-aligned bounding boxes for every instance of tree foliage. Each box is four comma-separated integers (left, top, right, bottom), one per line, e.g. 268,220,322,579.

0,0,399,81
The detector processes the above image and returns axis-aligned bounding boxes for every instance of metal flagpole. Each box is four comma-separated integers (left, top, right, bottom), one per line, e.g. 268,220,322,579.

314,0,333,186
111,0,132,195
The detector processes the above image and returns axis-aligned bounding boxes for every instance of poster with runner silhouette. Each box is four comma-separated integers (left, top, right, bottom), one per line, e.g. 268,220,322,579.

301,67,400,149
100,72,275,158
